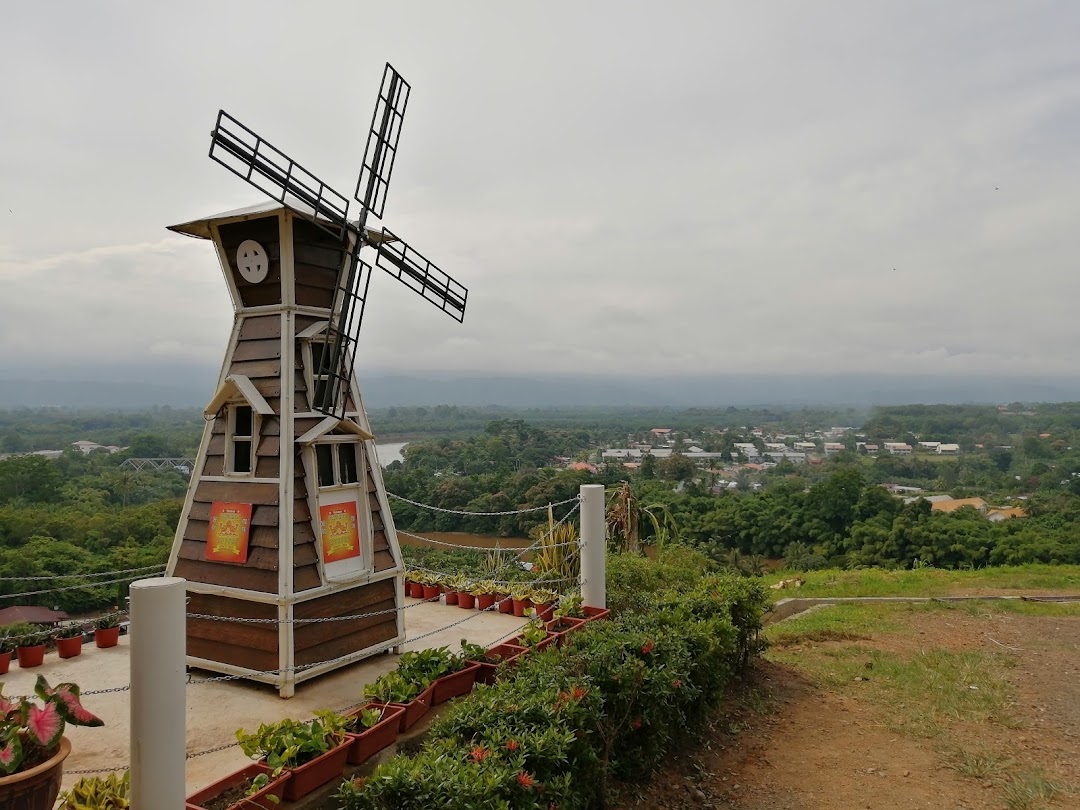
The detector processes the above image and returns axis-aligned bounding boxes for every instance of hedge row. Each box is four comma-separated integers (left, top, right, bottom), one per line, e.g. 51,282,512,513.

337,571,768,809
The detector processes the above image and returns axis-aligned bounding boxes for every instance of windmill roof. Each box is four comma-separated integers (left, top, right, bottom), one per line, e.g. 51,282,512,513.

167,201,389,243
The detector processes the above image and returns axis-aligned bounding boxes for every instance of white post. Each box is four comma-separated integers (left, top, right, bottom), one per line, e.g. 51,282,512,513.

579,484,606,609
130,577,187,809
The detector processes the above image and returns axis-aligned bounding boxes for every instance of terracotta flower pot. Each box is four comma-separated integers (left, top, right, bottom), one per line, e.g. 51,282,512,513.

55,636,83,659
475,643,526,685
384,682,435,732
545,616,587,647
476,593,496,611
185,761,288,810
345,704,405,765
582,605,611,622
407,581,424,598
0,651,11,675
16,644,46,668
497,594,513,614
95,627,120,648
533,602,554,621
430,662,481,705
444,590,459,606
421,584,441,600
0,736,70,810
511,598,533,618
279,737,351,802
457,592,476,610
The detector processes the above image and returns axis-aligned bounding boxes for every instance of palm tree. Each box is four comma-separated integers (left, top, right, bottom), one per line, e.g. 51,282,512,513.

605,482,681,553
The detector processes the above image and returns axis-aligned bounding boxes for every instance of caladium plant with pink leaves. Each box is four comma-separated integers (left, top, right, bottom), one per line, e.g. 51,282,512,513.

0,675,103,774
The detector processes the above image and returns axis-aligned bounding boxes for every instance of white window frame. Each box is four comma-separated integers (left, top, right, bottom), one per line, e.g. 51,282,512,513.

225,403,260,477
310,436,373,582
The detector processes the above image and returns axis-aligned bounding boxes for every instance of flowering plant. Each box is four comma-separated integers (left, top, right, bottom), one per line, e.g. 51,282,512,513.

0,675,104,774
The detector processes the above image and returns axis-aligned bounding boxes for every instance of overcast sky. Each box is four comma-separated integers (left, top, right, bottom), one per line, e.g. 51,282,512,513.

2,2,1078,389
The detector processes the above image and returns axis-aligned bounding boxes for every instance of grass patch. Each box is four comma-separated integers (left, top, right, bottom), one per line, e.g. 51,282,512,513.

1000,768,1068,810
769,645,1018,738
953,599,1080,619
765,603,903,646
943,746,1015,780
763,564,1080,599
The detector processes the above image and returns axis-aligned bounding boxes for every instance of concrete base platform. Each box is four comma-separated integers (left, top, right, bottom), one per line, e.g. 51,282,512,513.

1,597,526,795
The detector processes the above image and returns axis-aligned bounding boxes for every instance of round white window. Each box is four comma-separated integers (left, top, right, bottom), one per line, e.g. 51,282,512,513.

236,240,269,283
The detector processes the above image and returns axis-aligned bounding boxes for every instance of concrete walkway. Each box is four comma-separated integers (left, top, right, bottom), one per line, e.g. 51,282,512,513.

1,597,526,795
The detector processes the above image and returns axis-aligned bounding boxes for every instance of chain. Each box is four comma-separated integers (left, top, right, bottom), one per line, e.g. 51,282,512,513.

186,740,239,758
397,529,578,551
66,765,129,775
0,573,164,600
0,564,166,583
388,493,578,516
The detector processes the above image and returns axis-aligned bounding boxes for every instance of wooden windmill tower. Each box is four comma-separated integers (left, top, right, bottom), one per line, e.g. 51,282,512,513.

165,65,468,697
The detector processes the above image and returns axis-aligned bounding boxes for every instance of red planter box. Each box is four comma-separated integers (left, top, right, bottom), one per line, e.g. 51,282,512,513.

16,644,45,668
95,627,120,648
582,605,611,622
505,633,555,652
345,703,405,765
476,594,496,611
430,662,481,705
56,636,83,659
511,598,533,618
545,616,587,647
185,762,288,810
383,682,435,732
279,738,351,802
475,643,527,685
457,592,476,609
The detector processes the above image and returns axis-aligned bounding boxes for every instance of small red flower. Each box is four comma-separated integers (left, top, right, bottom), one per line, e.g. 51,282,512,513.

571,686,588,701
641,640,654,654
672,679,682,688
505,739,520,751
632,718,643,729
469,745,490,763
517,771,536,788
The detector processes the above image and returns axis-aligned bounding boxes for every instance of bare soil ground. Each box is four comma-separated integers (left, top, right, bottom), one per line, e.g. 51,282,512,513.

613,604,1080,810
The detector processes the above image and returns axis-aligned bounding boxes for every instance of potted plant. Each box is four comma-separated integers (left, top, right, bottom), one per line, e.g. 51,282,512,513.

545,615,587,647
510,584,533,618
0,626,31,676
405,571,425,599
363,671,434,732
0,675,105,810
185,762,287,810
342,704,405,765
496,587,514,614
420,573,443,601
442,574,466,606
93,614,122,649
455,578,477,610
459,640,526,685
53,624,86,660
506,613,555,651
236,710,351,802
529,587,560,621
470,580,498,611
58,770,130,809
14,628,49,669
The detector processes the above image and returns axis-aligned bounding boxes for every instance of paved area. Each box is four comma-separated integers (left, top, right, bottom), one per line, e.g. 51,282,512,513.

1,597,526,794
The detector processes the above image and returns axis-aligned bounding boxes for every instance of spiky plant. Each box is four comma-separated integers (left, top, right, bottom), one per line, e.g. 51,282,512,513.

531,505,580,583
605,482,681,554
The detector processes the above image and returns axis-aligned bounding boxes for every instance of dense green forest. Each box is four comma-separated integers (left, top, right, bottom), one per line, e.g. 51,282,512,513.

3,403,1080,615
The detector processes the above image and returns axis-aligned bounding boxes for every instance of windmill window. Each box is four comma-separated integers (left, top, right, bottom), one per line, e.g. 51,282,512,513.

226,404,257,475
309,341,331,408
315,441,360,488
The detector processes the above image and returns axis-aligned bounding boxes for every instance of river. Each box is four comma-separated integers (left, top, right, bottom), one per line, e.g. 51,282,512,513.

374,441,409,466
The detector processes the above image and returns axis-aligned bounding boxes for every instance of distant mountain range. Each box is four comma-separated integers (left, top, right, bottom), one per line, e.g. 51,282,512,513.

2,366,1080,409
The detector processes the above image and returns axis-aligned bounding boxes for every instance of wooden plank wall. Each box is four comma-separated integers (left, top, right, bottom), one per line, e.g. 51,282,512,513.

173,480,281,593
293,579,398,667
293,219,341,310
367,458,396,572
219,217,282,308
292,446,322,592
186,593,278,672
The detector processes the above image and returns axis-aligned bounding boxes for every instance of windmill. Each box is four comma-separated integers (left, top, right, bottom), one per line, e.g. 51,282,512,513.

165,65,467,697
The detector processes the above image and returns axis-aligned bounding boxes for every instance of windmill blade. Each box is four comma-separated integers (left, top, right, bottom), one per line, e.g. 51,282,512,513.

376,228,467,322
210,110,350,240
312,242,373,417
354,64,411,225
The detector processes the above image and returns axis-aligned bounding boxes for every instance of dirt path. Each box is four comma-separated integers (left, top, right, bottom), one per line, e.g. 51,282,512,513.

614,603,1079,810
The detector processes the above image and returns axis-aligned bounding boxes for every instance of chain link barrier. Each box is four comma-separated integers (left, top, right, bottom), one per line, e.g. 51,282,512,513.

387,492,577,516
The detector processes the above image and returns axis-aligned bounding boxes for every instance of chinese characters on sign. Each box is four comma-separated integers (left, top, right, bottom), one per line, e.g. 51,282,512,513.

320,501,362,563
205,501,253,563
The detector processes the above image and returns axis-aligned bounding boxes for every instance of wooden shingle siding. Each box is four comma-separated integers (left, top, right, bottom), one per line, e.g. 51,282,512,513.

293,220,341,311
174,558,278,593
187,594,278,671
293,452,322,591
220,217,282,308
293,580,397,666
